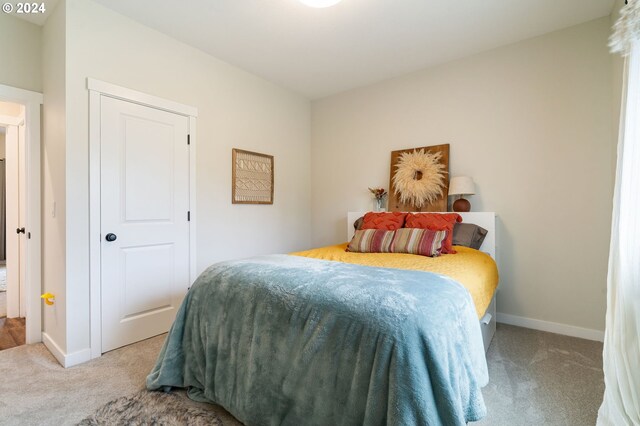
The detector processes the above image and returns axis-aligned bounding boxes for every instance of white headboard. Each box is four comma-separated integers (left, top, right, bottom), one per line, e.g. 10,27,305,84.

347,211,497,260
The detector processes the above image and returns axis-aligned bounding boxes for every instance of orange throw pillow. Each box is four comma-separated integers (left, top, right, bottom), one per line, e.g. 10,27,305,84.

361,212,407,231
404,213,462,254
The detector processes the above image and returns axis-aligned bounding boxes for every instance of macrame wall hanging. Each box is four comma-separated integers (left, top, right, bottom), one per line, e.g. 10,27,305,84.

388,144,449,212
232,149,274,204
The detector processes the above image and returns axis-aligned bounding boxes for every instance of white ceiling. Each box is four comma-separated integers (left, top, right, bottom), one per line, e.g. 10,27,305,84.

41,0,616,98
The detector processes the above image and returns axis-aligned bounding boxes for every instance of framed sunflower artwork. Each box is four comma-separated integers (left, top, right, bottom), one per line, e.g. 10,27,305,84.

388,144,449,212
232,148,274,204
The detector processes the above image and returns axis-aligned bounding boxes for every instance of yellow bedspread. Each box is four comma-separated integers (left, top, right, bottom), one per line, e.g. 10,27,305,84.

292,244,499,318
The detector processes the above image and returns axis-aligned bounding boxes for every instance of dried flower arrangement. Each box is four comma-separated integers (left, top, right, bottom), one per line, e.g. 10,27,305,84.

368,187,388,201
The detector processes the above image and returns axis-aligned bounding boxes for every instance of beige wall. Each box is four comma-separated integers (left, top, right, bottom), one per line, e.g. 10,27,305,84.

0,102,21,158
0,13,42,92
56,0,312,354
0,101,24,158
311,18,615,332
0,101,23,117
41,0,67,351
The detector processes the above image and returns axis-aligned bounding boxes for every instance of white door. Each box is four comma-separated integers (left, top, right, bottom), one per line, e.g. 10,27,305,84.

18,121,26,316
100,96,190,353
7,122,27,318
5,124,19,318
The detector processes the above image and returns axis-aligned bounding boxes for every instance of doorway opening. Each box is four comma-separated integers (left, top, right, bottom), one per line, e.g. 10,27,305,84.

0,101,26,350
0,84,42,348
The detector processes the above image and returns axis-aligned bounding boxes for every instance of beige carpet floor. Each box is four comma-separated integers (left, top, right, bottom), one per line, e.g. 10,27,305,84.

476,324,604,425
0,324,603,426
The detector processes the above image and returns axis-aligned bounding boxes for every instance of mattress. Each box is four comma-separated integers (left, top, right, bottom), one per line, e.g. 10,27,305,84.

292,243,499,318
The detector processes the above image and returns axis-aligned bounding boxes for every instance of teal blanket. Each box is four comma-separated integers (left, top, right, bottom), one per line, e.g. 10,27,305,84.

147,255,488,425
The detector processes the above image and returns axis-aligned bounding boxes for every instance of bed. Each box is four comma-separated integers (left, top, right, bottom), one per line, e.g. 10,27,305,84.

344,211,499,353
147,212,499,425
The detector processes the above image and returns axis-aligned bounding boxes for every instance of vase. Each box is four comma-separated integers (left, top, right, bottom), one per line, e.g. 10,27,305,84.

373,198,386,212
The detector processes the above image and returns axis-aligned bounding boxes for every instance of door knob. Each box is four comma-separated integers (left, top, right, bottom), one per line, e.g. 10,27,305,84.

16,227,25,234
105,233,117,242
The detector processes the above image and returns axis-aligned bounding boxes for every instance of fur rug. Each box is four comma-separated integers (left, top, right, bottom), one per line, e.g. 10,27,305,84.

78,390,223,426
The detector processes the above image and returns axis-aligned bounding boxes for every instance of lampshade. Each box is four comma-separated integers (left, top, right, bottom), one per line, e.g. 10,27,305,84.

299,0,342,7
448,176,475,196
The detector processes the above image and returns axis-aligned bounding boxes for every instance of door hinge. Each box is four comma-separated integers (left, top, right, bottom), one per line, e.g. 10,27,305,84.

187,211,191,221
187,134,190,145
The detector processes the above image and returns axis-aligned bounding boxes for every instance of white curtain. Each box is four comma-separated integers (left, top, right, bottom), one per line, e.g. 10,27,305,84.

598,6,640,423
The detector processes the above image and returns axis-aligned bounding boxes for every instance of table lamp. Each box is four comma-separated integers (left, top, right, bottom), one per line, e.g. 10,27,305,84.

448,176,475,212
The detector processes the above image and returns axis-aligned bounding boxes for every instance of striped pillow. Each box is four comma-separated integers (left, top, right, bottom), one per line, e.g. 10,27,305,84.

347,229,395,253
390,228,448,257
405,213,462,254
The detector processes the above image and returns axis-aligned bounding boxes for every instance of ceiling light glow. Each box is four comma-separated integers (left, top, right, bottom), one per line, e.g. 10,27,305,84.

299,0,343,8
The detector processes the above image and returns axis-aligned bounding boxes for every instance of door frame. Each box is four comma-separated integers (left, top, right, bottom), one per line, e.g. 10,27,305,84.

88,78,197,358
0,84,43,344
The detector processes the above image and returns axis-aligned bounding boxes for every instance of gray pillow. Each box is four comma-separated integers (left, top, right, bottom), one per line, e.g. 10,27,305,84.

353,216,364,231
453,223,487,250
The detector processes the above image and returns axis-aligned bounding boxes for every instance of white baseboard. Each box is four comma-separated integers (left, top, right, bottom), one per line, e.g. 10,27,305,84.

496,312,604,342
42,332,65,365
42,332,92,368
